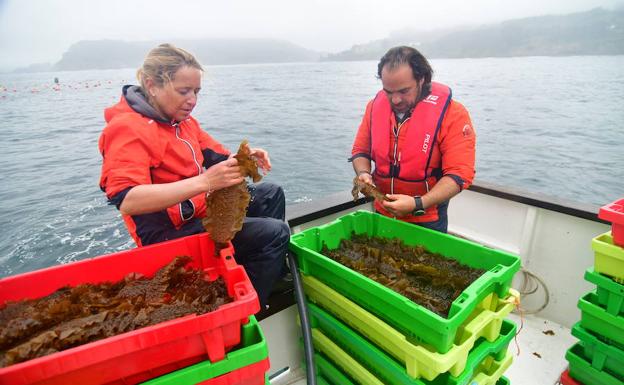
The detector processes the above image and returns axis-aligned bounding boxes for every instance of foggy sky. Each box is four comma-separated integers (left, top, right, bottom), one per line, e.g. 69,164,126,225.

0,0,622,71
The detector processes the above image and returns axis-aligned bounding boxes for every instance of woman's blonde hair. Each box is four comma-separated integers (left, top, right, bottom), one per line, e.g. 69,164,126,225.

137,43,203,91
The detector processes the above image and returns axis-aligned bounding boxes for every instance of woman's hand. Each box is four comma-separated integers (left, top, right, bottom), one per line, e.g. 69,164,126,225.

202,157,244,192
243,143,271,174
382,194,415,217
119,158,243,216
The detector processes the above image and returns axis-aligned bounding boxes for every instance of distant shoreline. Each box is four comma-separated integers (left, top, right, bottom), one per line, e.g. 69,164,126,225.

7,7,624,74
6,53,624,75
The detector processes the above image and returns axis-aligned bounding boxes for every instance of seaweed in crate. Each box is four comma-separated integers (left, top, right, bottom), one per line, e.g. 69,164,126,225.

0,256,232,367
320,233,485,317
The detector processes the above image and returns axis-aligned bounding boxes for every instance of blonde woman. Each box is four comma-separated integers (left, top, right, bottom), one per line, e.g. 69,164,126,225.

98,44,288,307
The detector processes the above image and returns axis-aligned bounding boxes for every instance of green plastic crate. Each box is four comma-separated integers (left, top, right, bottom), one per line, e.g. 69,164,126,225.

578,291,624,346
496,377,510,385
143,316,268,385
312,328,386,385
290,211,521,353
303,275,517,380
571,322,624,380
584,267,624,316
314,353,357,385
317,364,510,385
566,343,623,385
593,232,624,283
311,325,512,385
302,275,516,379
308,302,516,385
316,376,331,385
311,350,511,385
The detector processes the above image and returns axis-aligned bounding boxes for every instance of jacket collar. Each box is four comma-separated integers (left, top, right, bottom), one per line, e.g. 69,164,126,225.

123,85,175,125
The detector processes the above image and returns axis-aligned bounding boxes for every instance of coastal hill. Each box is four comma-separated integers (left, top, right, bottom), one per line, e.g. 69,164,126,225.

324,7,624,61
45,38,319,72
13,7,624,73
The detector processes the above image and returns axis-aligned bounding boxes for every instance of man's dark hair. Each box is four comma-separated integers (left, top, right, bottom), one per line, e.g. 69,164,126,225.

377,46,433,85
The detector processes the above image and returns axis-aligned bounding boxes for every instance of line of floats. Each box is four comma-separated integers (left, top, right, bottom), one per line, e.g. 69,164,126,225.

0,80,126,97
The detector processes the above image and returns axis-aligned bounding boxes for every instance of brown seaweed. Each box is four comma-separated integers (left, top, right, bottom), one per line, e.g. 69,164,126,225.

0,256,232,367
321,233,485,317
203,140,262,247
351,177,389,202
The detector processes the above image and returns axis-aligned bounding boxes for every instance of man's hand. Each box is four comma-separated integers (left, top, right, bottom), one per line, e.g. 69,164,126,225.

357,171,374,186
382,194,416,217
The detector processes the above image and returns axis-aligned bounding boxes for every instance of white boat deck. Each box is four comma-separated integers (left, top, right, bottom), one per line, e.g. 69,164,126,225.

504,313,575,385
262,307,576,385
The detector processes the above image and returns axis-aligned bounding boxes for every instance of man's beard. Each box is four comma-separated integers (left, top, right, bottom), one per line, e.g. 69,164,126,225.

391,101,416,115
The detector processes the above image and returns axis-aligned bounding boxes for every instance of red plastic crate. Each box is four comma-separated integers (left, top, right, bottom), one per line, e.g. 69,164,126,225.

599,198,624,247
198,358,269,385
560,369,584,385
0,233,260,385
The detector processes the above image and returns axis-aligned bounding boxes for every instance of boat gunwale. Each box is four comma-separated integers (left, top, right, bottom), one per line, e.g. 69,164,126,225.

286,181,607,228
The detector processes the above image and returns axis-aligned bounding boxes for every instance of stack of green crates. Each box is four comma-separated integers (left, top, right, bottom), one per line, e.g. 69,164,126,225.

290,211,521,385
564,231,624,385
308,352,512,385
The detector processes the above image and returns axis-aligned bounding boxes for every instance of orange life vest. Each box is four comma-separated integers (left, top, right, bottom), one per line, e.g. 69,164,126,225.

370,82,452,222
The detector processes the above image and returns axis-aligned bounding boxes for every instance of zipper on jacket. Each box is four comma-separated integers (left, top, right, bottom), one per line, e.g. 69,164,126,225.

174,123,202,176
391,117,410,195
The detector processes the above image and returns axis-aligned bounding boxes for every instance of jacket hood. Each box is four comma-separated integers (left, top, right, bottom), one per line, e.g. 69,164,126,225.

104,85,171,124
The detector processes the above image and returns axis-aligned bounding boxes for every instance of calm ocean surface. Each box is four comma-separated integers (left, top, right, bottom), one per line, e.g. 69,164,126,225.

1,56,623,277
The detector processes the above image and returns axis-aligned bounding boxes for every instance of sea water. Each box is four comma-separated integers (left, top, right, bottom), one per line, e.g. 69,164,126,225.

0,56,623,276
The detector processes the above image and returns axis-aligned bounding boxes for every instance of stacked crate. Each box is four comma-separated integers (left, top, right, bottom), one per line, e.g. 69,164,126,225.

143,316,270,385
290,211,521,385
0,233,269,385
562,199,624,385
